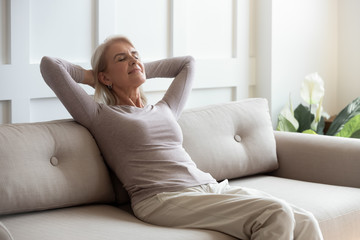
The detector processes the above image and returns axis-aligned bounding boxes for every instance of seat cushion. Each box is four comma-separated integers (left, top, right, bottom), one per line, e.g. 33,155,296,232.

178,98,278,181
230,175,360,240
0,205,235,240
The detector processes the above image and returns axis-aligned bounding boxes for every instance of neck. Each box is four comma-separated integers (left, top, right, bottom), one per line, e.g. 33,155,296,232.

114,87,143,108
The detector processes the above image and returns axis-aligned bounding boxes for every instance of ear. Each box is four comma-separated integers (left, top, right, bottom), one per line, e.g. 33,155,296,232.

98,72,111,86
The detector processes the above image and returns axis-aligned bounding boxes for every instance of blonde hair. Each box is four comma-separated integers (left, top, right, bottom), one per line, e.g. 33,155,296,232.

91,35,147,106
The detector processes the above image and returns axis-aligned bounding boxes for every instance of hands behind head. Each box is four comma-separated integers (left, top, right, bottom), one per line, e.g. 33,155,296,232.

83,69,96,88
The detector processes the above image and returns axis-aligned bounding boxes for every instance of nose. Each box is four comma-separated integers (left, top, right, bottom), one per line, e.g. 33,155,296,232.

129,55,138,65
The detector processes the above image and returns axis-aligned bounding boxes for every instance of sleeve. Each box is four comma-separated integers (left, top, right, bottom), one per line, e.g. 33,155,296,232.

40,56,98,128
144,56,195,119
0,222,14,240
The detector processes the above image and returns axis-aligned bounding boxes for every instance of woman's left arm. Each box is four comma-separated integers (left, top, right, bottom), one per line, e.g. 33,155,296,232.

144,56,195,119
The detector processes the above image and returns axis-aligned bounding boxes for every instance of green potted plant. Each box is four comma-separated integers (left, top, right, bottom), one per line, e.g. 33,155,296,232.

277,73,360,138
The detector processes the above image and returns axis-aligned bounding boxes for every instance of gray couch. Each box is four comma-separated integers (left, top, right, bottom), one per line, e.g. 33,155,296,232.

1,98,360,240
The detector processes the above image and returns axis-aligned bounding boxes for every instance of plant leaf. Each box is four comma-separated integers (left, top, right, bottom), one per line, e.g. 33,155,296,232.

326,97,360,136
294,104,314,133
335,114,360,138
351,130,360,138
276,115,297,132
302,129,317,134
316,116,325,134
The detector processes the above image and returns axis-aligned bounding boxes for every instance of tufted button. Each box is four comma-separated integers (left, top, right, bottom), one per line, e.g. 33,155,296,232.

50,156,59,166
234,135,242,142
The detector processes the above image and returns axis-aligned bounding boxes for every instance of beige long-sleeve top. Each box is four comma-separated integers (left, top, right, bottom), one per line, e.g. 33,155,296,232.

40,56,216,206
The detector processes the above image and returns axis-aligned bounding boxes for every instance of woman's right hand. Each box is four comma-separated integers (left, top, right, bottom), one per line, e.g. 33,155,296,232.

83,69,95,88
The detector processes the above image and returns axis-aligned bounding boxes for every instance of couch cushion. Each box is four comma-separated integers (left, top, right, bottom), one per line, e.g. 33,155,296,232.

231,175,360,240
178,99,278,181
0,120,114,215
0,205,236,240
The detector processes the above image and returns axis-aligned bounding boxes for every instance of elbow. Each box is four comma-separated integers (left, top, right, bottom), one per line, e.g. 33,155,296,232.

40,56,51,69
186,55,195,62
40,56,51,80
184,55,195,74
40,56,53,76
40,56,58,85
185,55,195,66
183,55,195,71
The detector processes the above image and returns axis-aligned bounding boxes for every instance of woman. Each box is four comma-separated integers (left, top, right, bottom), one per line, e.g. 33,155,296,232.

40,35,323,240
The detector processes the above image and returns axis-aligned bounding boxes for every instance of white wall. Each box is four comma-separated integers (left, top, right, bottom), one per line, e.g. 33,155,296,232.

254,0,338,125
0,0,250,124
338,0,360,111
2,0,359,126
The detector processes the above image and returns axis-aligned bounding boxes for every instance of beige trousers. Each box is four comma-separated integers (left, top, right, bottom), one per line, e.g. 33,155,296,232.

133,180,324,240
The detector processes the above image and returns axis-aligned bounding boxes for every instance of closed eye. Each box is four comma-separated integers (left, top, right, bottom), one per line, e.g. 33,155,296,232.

131,51,140,60
114,53,126,62
113,51,140,62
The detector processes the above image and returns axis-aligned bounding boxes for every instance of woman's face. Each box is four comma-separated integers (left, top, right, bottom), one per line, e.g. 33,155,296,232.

101,41,146,91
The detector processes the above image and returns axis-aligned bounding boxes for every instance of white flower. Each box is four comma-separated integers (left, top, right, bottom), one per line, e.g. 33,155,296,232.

310,96,330,131
311,96,323,131
300,72,325,105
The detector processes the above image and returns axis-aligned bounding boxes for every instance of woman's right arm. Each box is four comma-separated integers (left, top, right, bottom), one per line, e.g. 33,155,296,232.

144,56,195,119
40,56,98,128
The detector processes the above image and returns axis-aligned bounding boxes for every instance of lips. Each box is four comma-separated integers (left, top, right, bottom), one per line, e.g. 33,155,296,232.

128,67,142,74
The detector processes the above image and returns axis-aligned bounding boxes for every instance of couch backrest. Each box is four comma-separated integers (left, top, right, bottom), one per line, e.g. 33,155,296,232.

178,98,278,181
0,120,114,215
0,99,278,212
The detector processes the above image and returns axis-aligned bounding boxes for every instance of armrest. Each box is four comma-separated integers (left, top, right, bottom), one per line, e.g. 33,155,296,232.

271,131,360,188
0,222,14,240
